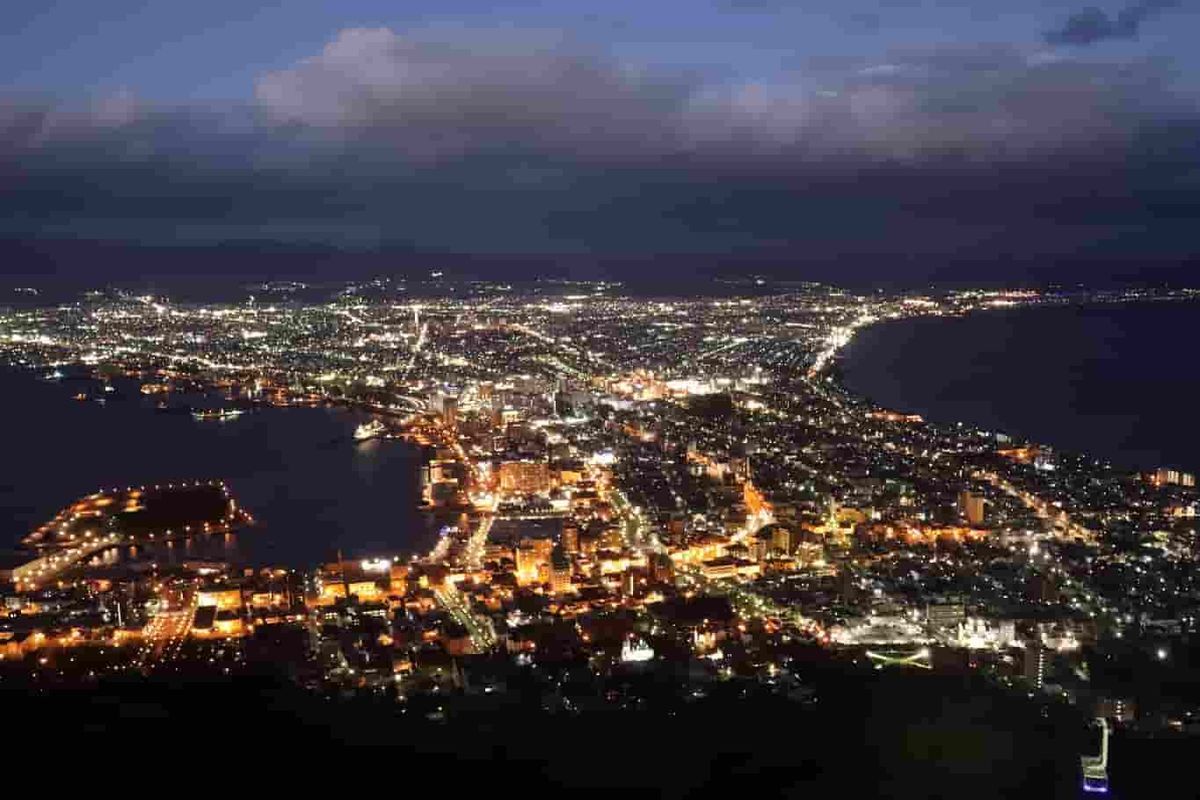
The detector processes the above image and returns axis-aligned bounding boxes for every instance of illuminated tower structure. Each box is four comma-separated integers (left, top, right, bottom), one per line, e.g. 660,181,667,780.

825,497,850,548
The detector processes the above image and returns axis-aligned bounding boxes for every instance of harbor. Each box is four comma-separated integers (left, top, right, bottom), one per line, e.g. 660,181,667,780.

14,481,252,588
0,367,438,568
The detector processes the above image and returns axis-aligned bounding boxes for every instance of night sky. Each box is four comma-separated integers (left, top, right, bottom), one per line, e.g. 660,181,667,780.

2,1,1197,284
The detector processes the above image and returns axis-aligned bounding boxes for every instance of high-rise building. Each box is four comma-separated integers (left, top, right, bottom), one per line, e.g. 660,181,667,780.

549,544,572,594
838,568,858,603
515,537,553,586
439,393,459,427
770,525,793,555
1027,572,1058,603
959,490,986,526
561,525,580,554
650,552,674,584
750,536,769,562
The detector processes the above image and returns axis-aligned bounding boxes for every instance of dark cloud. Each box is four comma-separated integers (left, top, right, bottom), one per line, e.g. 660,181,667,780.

1045,1,1180,46
1,28,1198,283
250,31,1177,163
254,28,695,162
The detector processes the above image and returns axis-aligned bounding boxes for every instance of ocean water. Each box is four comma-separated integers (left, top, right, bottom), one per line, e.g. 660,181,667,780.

840,301,1200,475
0,369,436,566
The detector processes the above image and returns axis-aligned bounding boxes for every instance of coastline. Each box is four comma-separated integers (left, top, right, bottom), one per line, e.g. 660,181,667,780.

828,297,1200,476
0,365,436,566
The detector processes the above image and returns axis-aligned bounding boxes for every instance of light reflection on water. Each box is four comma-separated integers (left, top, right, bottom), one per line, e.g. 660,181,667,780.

0,367,439,567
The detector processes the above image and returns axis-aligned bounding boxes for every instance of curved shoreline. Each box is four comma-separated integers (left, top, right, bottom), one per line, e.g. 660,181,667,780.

827,298,1200,475
0,366,435,565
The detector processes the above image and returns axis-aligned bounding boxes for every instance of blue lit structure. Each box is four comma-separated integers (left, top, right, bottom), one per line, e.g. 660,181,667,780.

1080,717,1110,793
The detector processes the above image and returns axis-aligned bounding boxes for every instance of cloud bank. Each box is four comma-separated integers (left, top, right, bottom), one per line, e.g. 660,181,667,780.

1,26,1198,279
246,29,1173,162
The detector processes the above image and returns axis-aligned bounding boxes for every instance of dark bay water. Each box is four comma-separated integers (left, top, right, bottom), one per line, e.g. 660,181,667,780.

0,369,436,566
840,301,1200,475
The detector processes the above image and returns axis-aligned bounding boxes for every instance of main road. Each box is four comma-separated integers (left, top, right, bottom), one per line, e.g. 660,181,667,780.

975,469,1096,544
134,591,198,671
434,584,496,651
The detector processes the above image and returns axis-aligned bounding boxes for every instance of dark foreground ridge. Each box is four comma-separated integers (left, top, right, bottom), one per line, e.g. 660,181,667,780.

4,667,1088,797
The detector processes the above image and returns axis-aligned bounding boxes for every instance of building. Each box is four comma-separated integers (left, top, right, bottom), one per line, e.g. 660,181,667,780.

620,635,655,663
958,490,986,526
549,544,572,594
439,393,459,427
749,523,796,560
214,609,247,637
768,524,793,555
561,525,580,554
499,461,552,495
699,556,760,580
649,552,674,584
428,480,462,508
192,605,217,635
750,535,770,562
197,586,244,611
1027,572,1058,603
516,538,553,585
1154,468,1196,488
927,602,966,631
389,565,409,595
